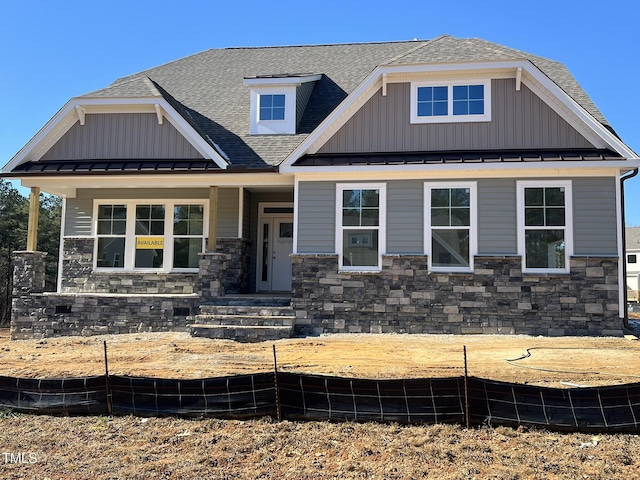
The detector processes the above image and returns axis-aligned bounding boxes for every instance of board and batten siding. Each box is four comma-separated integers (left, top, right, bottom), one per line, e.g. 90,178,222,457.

41,113,203,160
387,181,423,254
296,182,335,253
64,188,241,238
217,188,240,238
477,179,518,255
318,79,594,154
573,177,618,255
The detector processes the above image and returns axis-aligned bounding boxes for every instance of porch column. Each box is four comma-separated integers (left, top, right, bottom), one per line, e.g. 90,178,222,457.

207,186,218,252
26,187,40,251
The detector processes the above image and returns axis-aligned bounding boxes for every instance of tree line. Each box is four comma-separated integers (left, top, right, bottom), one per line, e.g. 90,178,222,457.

0,179,61,325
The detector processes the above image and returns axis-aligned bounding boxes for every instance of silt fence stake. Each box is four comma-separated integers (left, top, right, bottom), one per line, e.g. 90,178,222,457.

273,344,282,422
464,345,470,429
104,341,112,415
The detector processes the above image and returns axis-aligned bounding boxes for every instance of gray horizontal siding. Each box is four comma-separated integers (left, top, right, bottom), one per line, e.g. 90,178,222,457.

387,181,423,253
41,113,203,160
319,79,593,153
297,182,335,253
64,198,93,236
478,179,517,255
573,177,618,255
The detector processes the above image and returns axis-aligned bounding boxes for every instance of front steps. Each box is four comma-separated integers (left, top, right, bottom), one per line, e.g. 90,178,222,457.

189,295,295,342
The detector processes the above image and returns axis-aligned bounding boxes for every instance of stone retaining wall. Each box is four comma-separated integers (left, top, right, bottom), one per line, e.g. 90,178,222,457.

291,254,622,336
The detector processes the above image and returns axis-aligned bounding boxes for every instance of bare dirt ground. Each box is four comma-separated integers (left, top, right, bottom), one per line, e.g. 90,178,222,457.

0,327,639,479
0,328,639,387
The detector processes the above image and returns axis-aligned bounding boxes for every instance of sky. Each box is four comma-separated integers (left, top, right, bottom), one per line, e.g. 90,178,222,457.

1,0,639,225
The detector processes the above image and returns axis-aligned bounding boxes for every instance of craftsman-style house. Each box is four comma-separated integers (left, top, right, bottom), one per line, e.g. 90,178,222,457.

3,35,639,340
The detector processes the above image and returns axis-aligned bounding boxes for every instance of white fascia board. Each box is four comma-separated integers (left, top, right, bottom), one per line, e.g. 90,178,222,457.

3,97,228,173
292,162,635,182
280,59,639,172
20,171,294,197
243,74,322,87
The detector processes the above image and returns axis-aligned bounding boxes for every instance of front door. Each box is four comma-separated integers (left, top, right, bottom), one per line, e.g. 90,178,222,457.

257,205,294,292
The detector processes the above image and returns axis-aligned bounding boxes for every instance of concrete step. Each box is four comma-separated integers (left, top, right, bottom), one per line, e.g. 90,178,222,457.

192,314,295,327
207,295,291,307
189,324,294,342
198,305,294,317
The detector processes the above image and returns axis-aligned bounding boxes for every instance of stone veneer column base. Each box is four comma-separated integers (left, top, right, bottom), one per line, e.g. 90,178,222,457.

291,254,622,337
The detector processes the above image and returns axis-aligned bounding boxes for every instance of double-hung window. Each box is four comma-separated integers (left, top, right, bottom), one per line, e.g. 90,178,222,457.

336,184,386,271
94,201,206,272
411,80,491,123
517,181,572,273
96,204,127,268
425,183,476,272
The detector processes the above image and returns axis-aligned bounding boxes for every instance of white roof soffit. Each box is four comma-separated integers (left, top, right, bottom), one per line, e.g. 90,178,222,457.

280,60,637,172
2,97,229,173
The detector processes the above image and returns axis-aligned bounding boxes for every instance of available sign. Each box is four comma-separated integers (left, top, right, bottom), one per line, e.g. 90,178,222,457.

136,237,164,249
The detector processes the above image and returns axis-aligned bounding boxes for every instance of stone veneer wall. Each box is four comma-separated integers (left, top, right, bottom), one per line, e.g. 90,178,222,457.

11,250,229,340
291,254,622,337
216,238,250,294
60,238,198,294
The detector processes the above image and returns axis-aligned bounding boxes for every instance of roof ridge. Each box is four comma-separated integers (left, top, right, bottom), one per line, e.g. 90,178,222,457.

382,38,436,64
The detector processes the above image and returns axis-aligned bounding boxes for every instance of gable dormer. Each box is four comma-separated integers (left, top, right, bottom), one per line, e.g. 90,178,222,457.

244,74,321,135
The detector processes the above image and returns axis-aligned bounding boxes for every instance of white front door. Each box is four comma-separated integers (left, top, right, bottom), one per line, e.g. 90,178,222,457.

271,217,293,291
257,205,294,292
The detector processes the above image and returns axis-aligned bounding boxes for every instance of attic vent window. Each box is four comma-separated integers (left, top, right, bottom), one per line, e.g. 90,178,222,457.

259,94,285,121
411,80,491,124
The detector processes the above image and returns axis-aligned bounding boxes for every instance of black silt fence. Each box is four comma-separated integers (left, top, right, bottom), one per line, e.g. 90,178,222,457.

0,371,639,432
0,375,107,415
468,377,640,433
278,373,466,424
109,373,276,418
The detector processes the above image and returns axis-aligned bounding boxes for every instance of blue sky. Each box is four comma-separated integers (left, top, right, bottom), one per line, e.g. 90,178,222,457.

2,0,639,225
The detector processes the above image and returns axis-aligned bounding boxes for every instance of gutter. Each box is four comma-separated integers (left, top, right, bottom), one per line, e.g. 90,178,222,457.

621,167,639,330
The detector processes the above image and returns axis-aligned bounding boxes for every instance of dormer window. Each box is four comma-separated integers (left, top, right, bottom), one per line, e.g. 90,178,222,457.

244,74,322,135
411,79,491,124
259,94,286,121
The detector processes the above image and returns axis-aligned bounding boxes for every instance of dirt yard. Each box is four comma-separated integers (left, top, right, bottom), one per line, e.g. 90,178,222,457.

0,328,639,387
0,328,639,478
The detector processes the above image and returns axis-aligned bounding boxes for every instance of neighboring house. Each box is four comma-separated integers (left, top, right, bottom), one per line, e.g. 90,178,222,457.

2,35,639,340
627,227,640,302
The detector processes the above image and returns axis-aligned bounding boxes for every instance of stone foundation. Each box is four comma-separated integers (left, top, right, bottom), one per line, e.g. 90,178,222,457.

291,254,622,336
11,293,197,340
60,238,198,294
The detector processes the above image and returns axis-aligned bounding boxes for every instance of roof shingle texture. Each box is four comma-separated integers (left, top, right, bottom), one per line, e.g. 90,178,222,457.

82,35,609,169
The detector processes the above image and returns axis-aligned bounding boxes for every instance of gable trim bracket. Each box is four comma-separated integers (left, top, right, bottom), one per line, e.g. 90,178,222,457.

3,97,229,173
280,60,638,172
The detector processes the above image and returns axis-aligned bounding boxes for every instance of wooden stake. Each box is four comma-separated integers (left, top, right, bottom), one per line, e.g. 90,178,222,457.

273,344,281,422
464,345,470,429
104,341,112,415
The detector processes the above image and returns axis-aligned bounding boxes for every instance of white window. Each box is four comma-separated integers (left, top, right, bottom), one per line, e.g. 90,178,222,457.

425,182,477,272
336,184,386,271
517,181,573,273
259,94,285,121
410,80,491,123
94,201,207,272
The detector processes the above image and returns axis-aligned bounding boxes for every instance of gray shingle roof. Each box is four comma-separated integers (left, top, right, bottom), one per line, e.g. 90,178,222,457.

627,227,640,250
80,35,611,169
